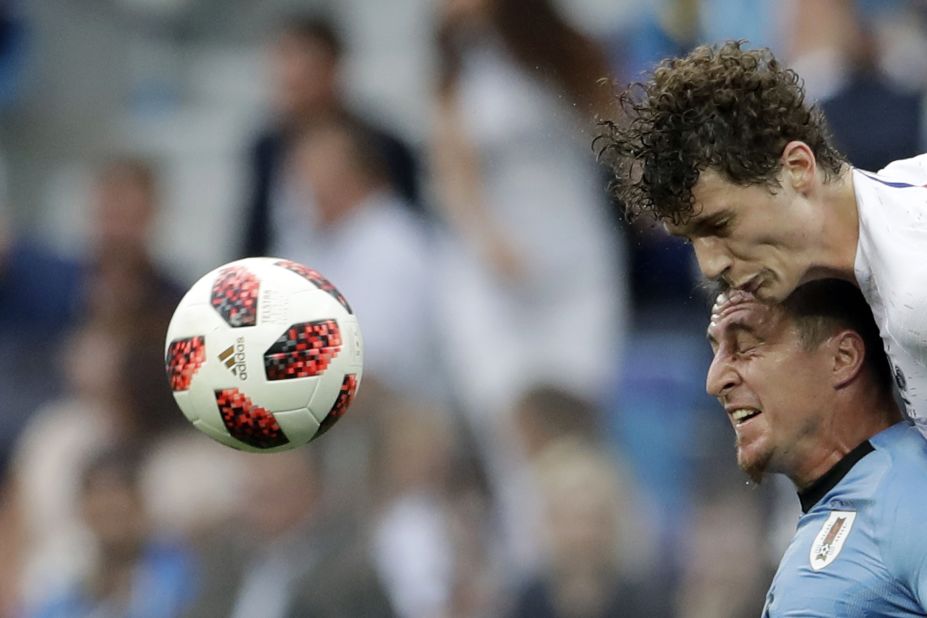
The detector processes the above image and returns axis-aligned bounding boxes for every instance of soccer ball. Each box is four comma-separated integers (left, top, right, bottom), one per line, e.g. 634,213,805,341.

164,257,363,453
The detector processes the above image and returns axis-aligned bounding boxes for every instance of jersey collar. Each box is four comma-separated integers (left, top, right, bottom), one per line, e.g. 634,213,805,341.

797,440,875,513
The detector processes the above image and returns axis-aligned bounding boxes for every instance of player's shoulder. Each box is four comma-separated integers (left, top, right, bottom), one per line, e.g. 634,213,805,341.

870,421,927,456
867,423,927,510
854,154,927,224
875,153,927,184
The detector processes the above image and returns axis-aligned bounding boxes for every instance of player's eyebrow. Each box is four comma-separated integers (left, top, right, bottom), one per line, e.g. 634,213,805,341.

686,208,735,236
707,319,761,350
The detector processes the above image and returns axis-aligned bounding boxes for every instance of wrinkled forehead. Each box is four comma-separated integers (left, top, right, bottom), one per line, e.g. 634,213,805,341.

707,290,775,342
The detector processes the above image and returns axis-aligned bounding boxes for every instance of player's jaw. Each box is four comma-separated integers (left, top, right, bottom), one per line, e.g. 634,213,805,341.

730,405,772,482
722,400,770,480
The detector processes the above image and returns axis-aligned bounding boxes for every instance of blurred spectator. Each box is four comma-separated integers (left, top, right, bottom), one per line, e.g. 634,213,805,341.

510,439,661,618
13,322,145,598
1,145,185,469
0,156,82,455
241,13,420,259
797,3,927,170
673,479,771,618
286,118,439,400
493,386,609,581
186,448,394,618
369,394,470,618
25,447,195,618
870,1,927,92
82,156,183,331
823,66,924,171
430,0,627,441
783,0,861,102
510,386,663,610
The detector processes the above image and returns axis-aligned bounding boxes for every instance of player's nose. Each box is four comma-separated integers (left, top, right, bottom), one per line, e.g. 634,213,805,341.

706,353,739,398
692,237,732,282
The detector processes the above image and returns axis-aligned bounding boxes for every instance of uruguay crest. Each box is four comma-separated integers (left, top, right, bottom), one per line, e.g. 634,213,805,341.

809,511,856,571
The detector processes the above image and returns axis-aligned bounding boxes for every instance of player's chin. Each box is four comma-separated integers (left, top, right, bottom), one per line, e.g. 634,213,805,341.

757,272,803,303
736,440,772,484
752,278,784,303
752,285,777,303
749,286,787,306
738,456,770,485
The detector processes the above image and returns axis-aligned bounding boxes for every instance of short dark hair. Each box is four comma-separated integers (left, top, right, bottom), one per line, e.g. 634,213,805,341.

278,14,343,60
516,384,602,442
783,280,892,394
98,156,158,199
596,40,846,225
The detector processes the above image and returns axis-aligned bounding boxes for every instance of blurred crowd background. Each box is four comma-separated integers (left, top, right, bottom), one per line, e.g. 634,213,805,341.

1,0,926,616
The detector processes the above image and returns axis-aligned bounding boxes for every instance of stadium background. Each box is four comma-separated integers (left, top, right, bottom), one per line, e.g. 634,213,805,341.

1,0,926,616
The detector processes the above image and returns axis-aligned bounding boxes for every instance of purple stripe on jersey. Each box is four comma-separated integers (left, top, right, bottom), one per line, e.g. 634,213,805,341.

860,170,927,189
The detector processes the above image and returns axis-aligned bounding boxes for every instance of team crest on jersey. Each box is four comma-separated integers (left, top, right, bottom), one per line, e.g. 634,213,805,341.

809,511,856,571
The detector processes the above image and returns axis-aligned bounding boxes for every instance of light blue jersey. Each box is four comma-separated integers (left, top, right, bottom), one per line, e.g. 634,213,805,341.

764,422,927,617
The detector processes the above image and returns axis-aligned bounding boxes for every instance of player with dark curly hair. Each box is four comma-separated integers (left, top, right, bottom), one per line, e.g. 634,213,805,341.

597,40,927,434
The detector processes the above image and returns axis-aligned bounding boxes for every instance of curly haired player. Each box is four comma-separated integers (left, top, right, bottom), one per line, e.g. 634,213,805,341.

597,40,927,430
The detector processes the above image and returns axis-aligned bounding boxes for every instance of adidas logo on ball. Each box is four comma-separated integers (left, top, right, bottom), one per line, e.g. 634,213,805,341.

217,337,248,380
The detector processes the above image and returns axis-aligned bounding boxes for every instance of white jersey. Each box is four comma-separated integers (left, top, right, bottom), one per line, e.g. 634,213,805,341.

853,154,927,433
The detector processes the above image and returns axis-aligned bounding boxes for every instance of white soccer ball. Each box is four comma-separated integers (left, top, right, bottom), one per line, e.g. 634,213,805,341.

164,257,363,453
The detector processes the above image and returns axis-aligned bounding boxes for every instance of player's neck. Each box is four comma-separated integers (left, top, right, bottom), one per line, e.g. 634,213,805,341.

789,397,900,490
807,166,860,284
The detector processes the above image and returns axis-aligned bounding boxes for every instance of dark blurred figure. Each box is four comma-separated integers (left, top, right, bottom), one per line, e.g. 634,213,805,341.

186,448,394,618
241,14,419,258
786,1,924,172
25,448,195,618
0,159,81,458
79,157,184,445
0,156,180,456
821,44,924,172
83,157,182,331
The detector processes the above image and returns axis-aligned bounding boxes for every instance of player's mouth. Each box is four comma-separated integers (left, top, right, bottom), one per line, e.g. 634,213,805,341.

728,407,762,426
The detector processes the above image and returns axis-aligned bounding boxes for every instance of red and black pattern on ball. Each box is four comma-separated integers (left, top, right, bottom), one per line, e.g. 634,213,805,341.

274,259,353,315
165,336,206,392
210,266,260,327
315,374,358,438
214,388,289,449
264,319,342,381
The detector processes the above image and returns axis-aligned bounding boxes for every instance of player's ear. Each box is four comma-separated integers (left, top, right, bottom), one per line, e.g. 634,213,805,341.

780,141,815,192
831,330,866,389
